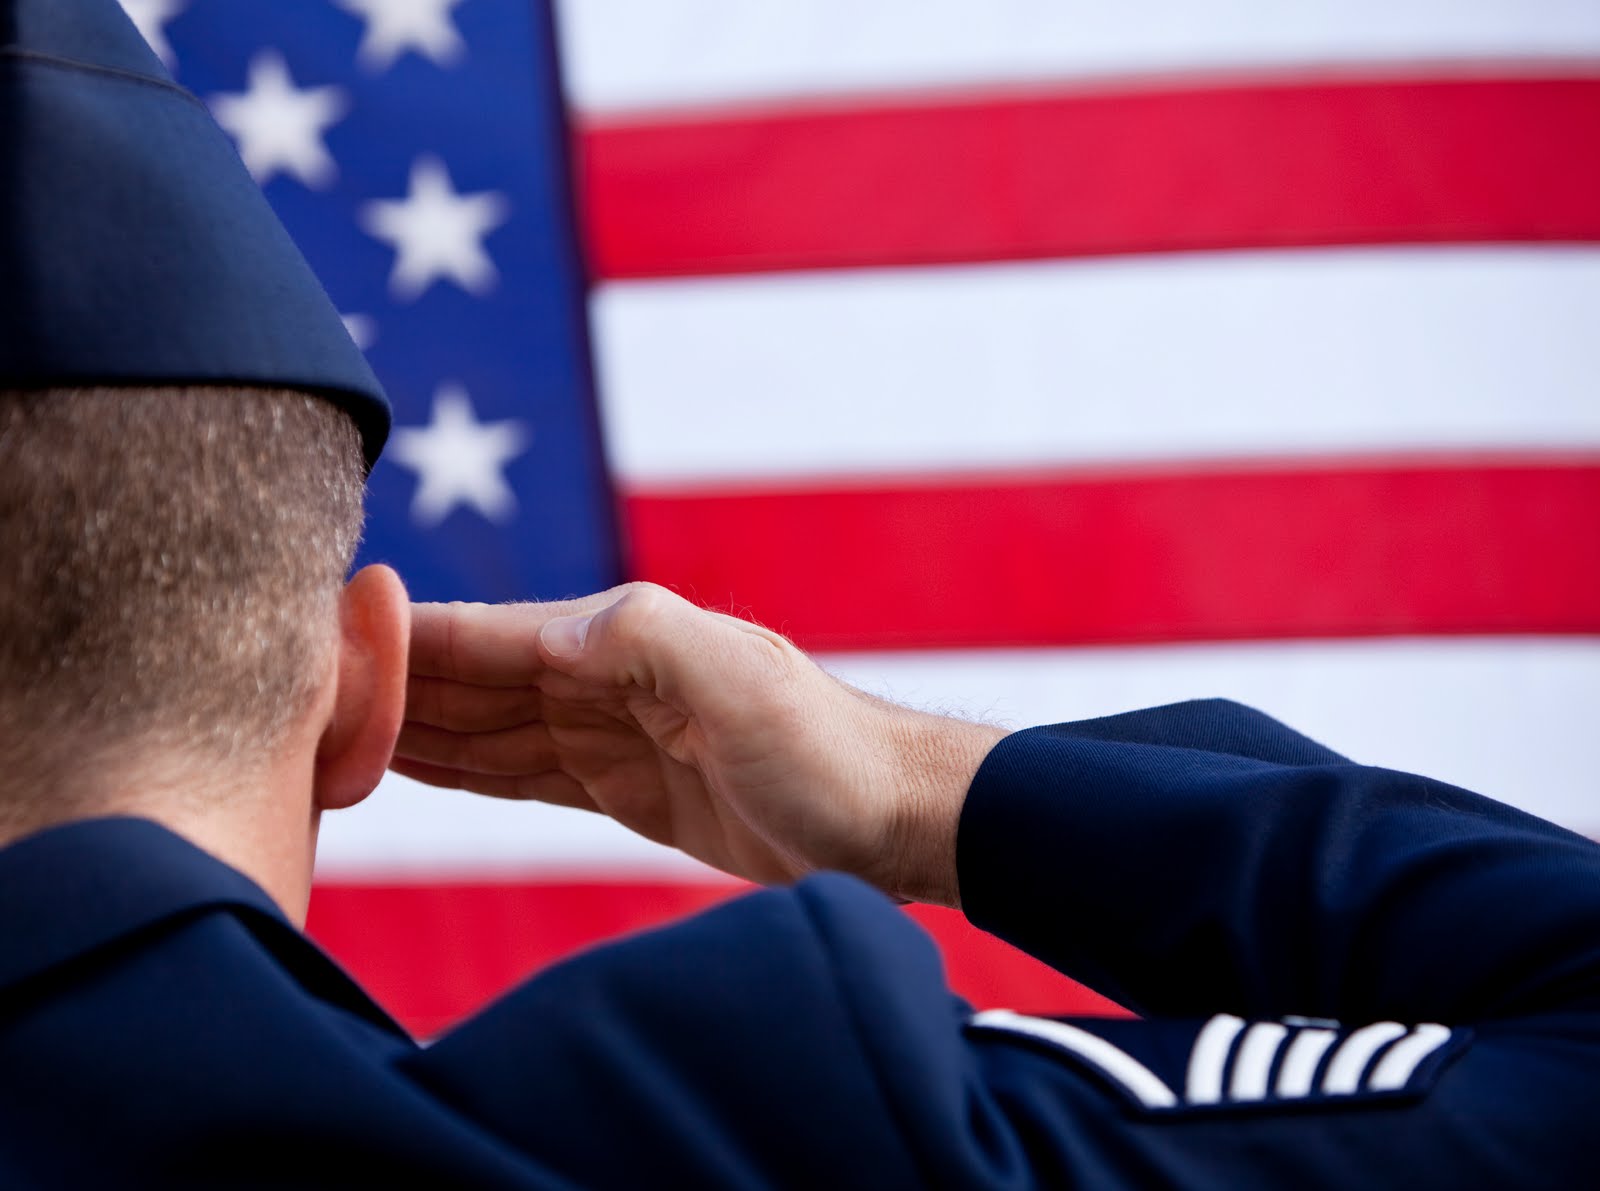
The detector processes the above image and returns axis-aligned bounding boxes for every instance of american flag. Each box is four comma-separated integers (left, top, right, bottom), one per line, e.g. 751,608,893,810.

129,0,1600,1035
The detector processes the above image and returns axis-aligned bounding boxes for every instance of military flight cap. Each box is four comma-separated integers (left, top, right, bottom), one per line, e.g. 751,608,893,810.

0,0,390,464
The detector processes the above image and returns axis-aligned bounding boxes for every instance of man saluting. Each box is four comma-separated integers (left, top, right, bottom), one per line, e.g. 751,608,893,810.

1,1,1595,1185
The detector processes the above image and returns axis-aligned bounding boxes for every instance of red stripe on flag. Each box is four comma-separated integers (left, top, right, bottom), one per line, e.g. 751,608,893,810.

580,75,1600,278
623,458,1600,650
307,881,1120,1037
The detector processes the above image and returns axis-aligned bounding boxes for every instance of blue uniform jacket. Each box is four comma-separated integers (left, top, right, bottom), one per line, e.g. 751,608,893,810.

0,700,1593,1187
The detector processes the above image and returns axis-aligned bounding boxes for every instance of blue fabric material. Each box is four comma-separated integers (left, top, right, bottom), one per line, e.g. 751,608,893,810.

959,699,1600,1023
0,0,390,462
0,699,1595,1186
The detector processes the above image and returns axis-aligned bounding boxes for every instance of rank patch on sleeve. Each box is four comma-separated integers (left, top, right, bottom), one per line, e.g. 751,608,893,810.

967,1010,1469,1114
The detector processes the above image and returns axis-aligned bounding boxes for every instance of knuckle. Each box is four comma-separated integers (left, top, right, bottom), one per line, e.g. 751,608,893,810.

731,629,814,715
441,601,465,677
743,626,799,678
607,580,670,617
608,584,676,641
731,614,805,673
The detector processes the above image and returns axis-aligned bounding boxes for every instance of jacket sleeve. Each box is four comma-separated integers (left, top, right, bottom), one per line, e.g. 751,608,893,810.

958,698,1600,1023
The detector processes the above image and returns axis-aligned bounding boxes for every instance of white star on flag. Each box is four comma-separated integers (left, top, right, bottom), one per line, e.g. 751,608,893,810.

360,156,509,300
118,0,184,67
341,314,377,352
389,385,530,527
336,0,467,71
209,52,347,188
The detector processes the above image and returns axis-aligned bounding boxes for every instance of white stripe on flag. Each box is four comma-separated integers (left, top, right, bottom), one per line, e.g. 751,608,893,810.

821,637,1600,831
556,0,1600,114
593,247,1600,484
321,636,1600,877
318,776,713,879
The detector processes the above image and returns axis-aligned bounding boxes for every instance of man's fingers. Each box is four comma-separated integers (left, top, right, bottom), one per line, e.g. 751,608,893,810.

386,756,483,793
393,720,560,777
404,673,631,731
409,590,631,685
404,676,544,733
387,757,602,812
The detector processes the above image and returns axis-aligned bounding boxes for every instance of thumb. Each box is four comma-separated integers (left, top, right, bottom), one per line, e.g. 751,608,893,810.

538,611,592,659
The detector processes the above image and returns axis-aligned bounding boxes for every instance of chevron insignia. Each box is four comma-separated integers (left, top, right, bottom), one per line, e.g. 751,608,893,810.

967,1010,1464,1112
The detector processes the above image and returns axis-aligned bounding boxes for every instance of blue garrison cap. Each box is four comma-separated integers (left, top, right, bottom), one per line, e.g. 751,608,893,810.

0,0,390,463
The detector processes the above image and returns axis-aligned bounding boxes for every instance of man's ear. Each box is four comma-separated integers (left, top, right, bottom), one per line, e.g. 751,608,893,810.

314,564,410,812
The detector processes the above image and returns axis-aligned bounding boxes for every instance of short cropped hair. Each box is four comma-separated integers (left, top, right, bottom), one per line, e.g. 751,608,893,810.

0,387,365,790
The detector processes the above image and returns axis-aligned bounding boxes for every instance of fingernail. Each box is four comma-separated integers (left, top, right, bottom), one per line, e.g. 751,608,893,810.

540,614,591,658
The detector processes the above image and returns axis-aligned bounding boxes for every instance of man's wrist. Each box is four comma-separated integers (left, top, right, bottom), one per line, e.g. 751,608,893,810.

879,708,1007,909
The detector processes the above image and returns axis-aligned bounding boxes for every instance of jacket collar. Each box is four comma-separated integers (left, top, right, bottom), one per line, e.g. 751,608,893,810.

0,816,407,1038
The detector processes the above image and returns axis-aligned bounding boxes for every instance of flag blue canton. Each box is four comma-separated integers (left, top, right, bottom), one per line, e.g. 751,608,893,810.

153,0,620,602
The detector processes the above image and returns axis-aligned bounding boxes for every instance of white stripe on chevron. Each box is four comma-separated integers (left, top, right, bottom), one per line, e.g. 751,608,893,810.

594,248,1600,485
1367,1024,1454,1092
1185,1014,1246,1105
1322,1021,1409,1094
968,1009,1179,1108
1228,1022,1289,1101
556,0,1600,114
1275,1027,1340,1098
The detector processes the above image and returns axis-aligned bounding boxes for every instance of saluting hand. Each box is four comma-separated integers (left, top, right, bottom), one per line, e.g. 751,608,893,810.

391,583,1005,906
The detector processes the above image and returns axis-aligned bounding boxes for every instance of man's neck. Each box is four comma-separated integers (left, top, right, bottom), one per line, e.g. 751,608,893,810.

0,751,322,925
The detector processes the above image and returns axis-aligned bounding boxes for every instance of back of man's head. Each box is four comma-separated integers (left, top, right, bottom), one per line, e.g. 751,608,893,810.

0,386,366,811
0,1,400,903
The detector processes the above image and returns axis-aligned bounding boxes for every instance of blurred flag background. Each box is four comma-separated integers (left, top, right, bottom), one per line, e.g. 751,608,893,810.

131,0,1600,1035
